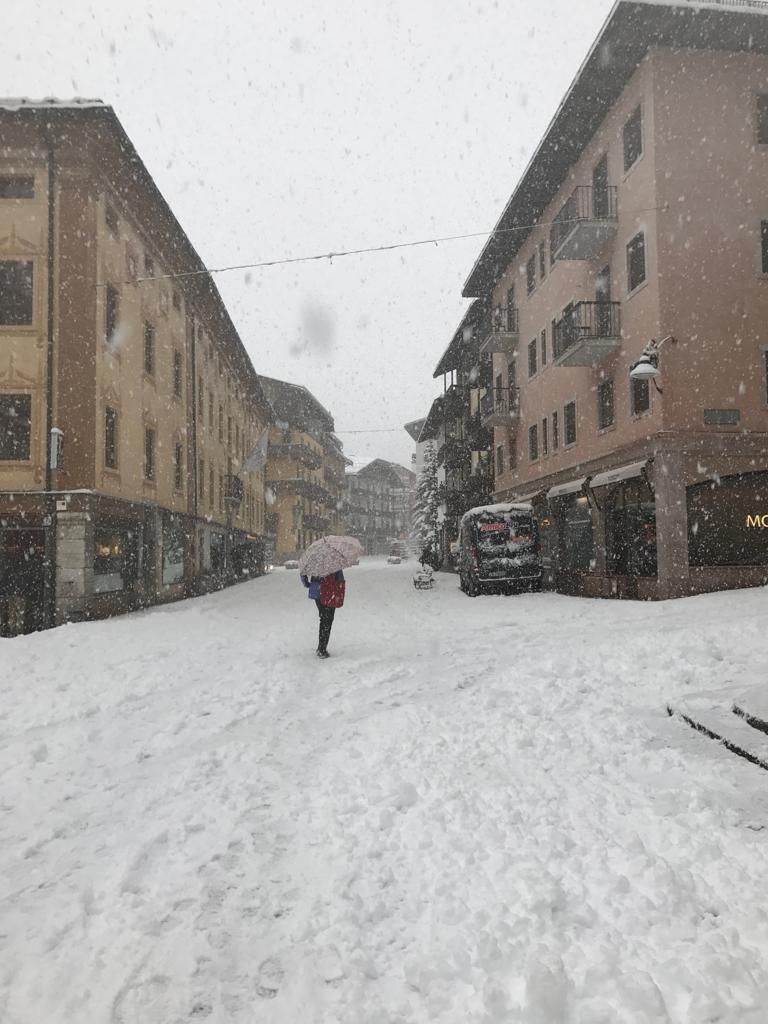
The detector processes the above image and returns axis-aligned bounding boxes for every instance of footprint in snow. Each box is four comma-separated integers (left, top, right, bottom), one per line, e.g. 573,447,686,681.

255,956,284,999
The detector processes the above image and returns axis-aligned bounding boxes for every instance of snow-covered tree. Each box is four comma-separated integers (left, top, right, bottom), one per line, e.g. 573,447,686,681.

411,443,439,561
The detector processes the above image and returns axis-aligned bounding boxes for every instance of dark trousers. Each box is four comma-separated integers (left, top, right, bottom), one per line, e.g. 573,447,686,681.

315,600,336,652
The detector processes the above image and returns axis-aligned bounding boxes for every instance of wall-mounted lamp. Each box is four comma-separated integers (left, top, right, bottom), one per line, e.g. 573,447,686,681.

629,335,676,393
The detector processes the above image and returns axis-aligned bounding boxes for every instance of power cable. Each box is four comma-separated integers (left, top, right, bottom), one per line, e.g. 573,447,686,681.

99,205,661,288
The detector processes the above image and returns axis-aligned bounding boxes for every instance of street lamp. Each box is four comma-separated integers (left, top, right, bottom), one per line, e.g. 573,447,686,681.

629,335,676,393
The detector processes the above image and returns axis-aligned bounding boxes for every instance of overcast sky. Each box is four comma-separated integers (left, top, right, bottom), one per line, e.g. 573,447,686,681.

5,0,614,470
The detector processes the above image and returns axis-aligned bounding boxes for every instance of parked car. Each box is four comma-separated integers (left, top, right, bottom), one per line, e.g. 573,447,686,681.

390,541,409,561
387,555,402,564
284,559,300,570
458,503,542,596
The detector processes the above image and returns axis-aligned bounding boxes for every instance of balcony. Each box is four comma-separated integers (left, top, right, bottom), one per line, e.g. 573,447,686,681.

443,383,467,420
477,305,519,357
480,387,519,428
266,477,314,497
269,442,322,470
553,301,621,367
550,185,618,261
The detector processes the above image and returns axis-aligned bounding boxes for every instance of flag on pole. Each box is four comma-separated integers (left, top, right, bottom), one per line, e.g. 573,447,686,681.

241,429,269,472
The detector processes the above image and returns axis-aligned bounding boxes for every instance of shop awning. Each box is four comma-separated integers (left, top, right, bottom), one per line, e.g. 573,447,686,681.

514,489,545,503
589,460,648,490
546,477,587,500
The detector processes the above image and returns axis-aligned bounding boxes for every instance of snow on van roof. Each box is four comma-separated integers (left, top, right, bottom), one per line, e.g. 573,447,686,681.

462,502,533,522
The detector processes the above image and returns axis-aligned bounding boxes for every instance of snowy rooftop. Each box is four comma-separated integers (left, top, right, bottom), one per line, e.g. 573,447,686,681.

0,97,107,111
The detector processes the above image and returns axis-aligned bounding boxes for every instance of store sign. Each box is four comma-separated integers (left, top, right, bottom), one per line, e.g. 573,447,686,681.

478,522,506,532
746,514,768,528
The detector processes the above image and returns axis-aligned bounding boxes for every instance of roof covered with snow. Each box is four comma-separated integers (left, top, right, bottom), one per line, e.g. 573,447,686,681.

464,0,768,296
0,97,107,110
461,502,533,522
259,376,335,433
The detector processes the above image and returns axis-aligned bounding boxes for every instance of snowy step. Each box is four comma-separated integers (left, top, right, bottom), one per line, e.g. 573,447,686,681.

667,695,768,773
732,684,768,738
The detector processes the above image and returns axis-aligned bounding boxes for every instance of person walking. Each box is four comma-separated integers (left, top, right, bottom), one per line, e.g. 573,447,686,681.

301,570,345,658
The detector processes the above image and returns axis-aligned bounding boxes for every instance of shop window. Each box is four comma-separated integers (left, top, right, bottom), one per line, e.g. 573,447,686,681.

105,406,118,469
598,380,614,429
607,480,657,577
559,499,594,572
623,104,642,172
626,232,646,293
564,401,577,446
688,471,768,567
0,394,31,460
0,176,34,198
162,516,186,585
631,377,650,415
0,260,33,325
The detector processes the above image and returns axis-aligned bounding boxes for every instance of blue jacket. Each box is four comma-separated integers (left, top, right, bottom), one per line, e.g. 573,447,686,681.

301,570,344,601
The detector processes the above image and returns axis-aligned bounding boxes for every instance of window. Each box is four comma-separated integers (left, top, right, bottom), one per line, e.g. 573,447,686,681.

0,176,34,198
144,253,155,277
539,242,546,280
199,458,205,498
552,410,559,450
105,203,119,234
761,221,768,274
219,473,225,513
144,427,155,481
173,351,183,398
105,284,119,343
542,417,548,456
174,443,184,491
0,394,31,460
540,328,547,367
0,260,33,325
209,392,214,432
623,104,642,172
218,405,224,442
526,254,536,295
757,94,768,145
528,338,538,378
126,250,138,282
598,380,614,429
765,351,768,403
496,443,505,476
209,466,215,508
528,424,539,462
631,377,650,416
105,407,118,469
172,290,181,311
198,377,204,420
143,322,155,375
564,401,577,446
227,416,232,447
626,231,646,293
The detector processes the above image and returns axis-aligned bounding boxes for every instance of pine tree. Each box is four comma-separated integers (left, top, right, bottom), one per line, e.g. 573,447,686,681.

411,443,440,562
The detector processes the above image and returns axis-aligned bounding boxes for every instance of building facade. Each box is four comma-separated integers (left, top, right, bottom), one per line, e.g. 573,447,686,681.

420,303,494,566
346,459,416,555
259,377,349,562
462,0,768,599
0,100,272,635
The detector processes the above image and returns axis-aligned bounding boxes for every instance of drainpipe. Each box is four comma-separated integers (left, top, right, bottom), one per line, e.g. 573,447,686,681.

45,125,57,628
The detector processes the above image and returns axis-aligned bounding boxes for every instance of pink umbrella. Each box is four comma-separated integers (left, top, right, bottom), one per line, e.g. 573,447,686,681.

298,535,363,578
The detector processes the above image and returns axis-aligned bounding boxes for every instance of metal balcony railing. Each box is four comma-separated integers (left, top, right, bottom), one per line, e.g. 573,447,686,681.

477,305,519,355
550,185,618,259
553,301,621,361
480,387,519,423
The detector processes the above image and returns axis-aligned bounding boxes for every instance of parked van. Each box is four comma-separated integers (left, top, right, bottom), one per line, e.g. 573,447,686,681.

458,503,542,595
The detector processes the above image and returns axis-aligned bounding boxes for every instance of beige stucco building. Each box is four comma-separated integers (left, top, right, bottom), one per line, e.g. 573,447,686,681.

464,0,768,599
260,377,349,563
0,100,272,634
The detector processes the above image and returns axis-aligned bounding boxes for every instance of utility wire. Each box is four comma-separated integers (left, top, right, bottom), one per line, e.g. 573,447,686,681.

101,205,661,288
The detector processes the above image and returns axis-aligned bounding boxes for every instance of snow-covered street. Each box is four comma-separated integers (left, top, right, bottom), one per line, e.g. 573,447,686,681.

3,562,768,1023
